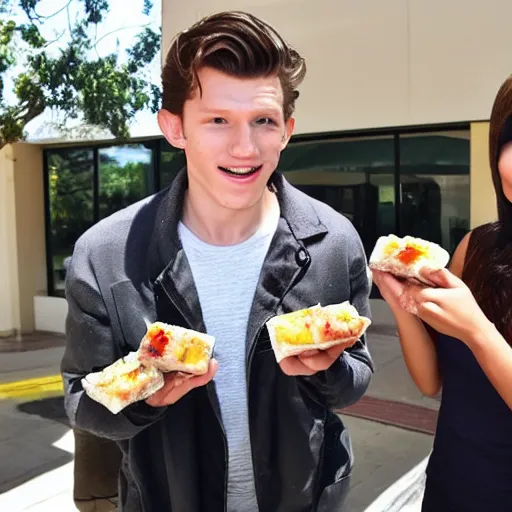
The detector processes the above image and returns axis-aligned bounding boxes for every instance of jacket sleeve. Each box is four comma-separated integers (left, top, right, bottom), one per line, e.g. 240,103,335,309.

298,234,374,410
61,237,167,441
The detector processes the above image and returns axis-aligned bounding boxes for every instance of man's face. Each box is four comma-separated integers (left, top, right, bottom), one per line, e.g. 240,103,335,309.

159,66,294,212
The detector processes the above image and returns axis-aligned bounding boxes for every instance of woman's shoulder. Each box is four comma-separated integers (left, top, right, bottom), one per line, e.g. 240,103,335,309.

449,231,472,278
449,223,498,278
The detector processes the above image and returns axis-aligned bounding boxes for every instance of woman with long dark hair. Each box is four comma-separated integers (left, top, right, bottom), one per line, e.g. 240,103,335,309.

373,75,512,511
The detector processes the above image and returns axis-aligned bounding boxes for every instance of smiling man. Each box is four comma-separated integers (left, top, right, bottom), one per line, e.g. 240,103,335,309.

62,11,373,512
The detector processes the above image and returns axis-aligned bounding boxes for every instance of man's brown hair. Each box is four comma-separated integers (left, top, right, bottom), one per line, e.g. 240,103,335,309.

161,11,306,120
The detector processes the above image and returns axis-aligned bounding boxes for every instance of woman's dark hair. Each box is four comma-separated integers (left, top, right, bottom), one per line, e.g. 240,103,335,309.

161,11,306,120
489,74,512,243
463,75,512,343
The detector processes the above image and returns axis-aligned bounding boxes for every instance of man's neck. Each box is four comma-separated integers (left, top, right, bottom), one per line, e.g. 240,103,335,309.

181,184,279,246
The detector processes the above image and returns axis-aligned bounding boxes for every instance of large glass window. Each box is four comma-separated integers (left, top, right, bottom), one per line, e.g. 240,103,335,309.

46,149,94,295
98,144,153,219
279,129,470,259
278,136,396,257
399,131,470,253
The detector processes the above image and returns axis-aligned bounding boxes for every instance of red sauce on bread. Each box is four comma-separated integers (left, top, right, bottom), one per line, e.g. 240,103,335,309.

147,327,170,357
396,245,424,265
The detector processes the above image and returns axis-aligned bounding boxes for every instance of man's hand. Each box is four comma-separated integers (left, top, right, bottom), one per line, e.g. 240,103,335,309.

145,359,218,407
279,345,345,376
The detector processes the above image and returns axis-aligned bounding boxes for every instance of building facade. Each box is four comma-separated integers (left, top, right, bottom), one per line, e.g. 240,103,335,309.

0,0,507,335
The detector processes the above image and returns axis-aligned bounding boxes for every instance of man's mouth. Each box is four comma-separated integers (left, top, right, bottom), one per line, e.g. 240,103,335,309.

218,165,262,177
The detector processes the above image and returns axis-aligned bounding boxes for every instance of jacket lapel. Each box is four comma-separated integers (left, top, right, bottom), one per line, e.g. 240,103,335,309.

149,169,205,332
245,174,329,362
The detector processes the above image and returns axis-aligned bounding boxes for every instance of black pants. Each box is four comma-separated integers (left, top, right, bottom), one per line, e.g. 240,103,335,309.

73,429,122,511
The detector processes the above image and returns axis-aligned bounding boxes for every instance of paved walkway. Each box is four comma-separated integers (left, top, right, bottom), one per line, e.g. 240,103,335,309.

0,326,433,511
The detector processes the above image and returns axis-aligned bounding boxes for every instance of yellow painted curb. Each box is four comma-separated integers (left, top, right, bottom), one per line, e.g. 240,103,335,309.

0,375,63,400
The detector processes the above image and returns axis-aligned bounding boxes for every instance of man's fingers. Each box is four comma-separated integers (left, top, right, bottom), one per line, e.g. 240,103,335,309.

325,343,346,360
298,351,332,372
180,359,218,393
279,356,317,376
147,359,218,406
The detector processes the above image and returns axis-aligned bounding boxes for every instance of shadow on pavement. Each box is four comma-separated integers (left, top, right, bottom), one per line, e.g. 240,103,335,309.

17,395,70,425
0,396,73,493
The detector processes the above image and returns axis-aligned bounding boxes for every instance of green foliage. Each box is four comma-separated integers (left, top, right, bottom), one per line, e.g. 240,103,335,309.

48,148,151,251
48,150,95,251
0,0,161,148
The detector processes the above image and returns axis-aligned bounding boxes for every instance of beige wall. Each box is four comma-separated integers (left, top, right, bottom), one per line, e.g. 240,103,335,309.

470,122,497,229
162,0,511,134
0,143,46,336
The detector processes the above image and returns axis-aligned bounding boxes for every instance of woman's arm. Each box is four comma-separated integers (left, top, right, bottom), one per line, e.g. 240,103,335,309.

397,232,512,410
372,271,442,397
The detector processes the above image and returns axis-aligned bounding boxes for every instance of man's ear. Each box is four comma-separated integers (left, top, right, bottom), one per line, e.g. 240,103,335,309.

281,117,295,150
158,109,186,149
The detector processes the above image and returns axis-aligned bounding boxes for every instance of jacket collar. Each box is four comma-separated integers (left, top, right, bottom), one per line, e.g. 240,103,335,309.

149,168,328,279
270,172,328,240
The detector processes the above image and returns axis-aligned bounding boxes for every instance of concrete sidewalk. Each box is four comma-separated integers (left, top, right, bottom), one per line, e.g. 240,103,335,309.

0,326,435,511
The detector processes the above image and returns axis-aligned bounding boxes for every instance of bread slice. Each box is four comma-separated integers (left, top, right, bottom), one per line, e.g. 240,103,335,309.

266,301,371,363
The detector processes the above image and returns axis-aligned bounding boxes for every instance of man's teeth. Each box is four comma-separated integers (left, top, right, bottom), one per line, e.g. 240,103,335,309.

221,166,259,175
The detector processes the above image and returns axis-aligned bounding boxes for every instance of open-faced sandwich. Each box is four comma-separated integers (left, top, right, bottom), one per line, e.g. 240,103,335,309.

81,351,165,414
369,234,450,285
82,322,216,414
266,301,371,363
137,322,215,376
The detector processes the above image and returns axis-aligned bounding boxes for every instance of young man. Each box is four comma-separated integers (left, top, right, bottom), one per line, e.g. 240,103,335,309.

62,11,373,512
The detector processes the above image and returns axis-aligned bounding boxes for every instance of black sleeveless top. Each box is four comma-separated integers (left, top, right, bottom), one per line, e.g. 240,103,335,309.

426,225,512,511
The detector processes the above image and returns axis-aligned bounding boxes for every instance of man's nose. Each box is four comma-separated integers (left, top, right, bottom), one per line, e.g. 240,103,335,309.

229,125,259,158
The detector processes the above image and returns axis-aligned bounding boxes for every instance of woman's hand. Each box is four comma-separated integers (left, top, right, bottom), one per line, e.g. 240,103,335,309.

372,269,419,317
377,268,493,346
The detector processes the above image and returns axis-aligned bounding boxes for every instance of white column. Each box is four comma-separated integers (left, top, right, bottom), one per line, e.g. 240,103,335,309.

0,145,20,337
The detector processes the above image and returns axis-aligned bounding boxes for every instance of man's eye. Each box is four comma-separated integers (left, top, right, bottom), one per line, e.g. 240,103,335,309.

212,117,226,124
256,117,277,125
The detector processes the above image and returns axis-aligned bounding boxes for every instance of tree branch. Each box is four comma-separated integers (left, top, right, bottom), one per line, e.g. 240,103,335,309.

94,23,151,49
34,0,73,22
44,29,66,47
66,2,73,35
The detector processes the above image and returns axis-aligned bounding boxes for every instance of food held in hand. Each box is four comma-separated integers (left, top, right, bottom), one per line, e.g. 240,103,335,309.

138,322,215,375
369,234,450,284
81,352,165,414
266,302,371,362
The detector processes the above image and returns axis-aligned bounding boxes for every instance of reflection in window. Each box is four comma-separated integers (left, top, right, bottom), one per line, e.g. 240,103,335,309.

278,136,396,257
399,132,470,254
47,149,94,296
99,144,153,219
160,139,186,189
